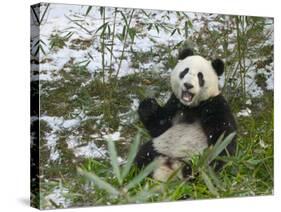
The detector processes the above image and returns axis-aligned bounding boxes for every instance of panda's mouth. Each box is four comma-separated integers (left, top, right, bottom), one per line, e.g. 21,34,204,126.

181,90,194,102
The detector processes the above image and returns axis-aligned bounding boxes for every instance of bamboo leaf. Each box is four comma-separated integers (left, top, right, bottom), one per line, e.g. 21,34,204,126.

31,6,40,24
187,20,193,28
206,166,224,190
184,21,189,38
77,167,119,196
39,39,47,45
124,161,157,191
154,24,159,34
101,23,108,37
107,24,111,36
119,10,128,27
141,9,150,18
147,23,153,31
96,22,109,34
85,6,92,16
99,7,104,17
181,12,190,19
65,15,92,35
88,53,94,60
119,25,126,41
199,132,225,167
170,28,177,36
107,139,122,184
121,132,141,179
39,3,50,24
128,184,161,203
128,27,136,41
64,31,74,40
208,132,236,163
201,169,219,197
39,45,46,55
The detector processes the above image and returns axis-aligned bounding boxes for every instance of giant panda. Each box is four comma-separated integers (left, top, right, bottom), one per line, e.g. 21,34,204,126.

135,48,237,182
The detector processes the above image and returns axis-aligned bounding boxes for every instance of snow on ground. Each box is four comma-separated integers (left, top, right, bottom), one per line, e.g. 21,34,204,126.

31,4,191,80
67,135,107,158
102,131,121,141
32,3,274,95
40,113,106,161
45,186,71,209
237,108,252,117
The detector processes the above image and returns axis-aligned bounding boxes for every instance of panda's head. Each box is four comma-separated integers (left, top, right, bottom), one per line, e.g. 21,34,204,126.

171,48,224,107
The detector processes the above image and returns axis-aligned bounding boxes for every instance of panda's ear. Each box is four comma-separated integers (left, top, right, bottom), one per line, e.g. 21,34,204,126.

211,59,224,76
178,48,194,60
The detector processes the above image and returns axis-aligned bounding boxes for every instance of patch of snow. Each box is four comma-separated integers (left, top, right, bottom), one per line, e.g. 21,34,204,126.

44,132,60,161
66,135,106,158
74,142,106,158
131,98,140,111
245,99,252,105
41,116,64,131
259,139,268,149
62,119,80,129
69,94,78,100
40,115,84,161
45,186,71,208
237,108,252,117
41,115,82,130
117,156,126,165
245,69,264,97
103,132,121,141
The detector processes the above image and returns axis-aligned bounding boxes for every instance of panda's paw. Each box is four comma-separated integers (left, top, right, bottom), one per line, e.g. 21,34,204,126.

138,98,160,122
182,162,198,182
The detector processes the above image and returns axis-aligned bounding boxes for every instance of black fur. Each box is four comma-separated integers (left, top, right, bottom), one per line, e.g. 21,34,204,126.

199,94,237,170
138,95,179,138
135,140,160,168
178,48,194,60
135,93,237,177
184,83,194,90
179,68,189,79
212,59,224,76
198,72,205,87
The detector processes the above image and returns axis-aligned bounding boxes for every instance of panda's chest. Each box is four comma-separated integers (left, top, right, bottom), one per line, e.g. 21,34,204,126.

153,111,208,158
171,110,198,125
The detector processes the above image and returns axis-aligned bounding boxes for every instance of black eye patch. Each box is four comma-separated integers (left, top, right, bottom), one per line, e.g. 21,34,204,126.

179,68,189,79
198,72,205,87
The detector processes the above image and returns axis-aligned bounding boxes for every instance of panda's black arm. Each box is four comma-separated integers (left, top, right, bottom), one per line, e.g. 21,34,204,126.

138,94,180,138
135,140,160,168
199,95,237,169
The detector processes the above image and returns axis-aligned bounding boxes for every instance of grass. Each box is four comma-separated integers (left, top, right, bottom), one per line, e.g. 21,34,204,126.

38,76,273,208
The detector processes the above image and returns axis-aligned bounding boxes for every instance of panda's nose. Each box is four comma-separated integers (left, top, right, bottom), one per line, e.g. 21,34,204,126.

184,83,194,90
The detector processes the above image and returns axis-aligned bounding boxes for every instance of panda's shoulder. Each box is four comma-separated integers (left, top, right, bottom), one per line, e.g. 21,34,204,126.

198,94,236,129
198,94,233,117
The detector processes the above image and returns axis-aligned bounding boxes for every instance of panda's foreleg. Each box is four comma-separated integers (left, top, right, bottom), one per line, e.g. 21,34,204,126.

138,98,172,138
199,99,237,171
152,156,183,182
134,140,160,168
152,157,196,182
134,140,196,181
181,161,195,180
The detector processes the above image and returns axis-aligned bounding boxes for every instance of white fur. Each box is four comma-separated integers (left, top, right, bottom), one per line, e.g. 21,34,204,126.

152,156,183,182
153,122,208,159
170,55,220,107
